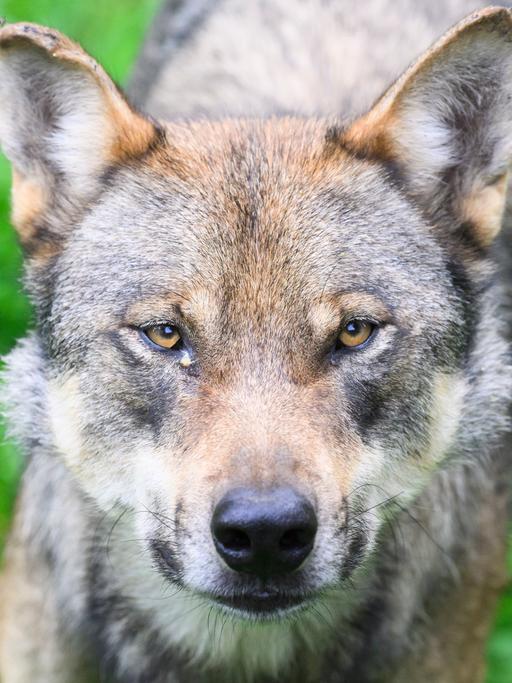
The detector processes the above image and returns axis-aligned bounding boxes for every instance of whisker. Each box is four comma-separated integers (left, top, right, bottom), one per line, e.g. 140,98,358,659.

142,503,174,533
104,506,130,570
351,491,404,520
392,501,449,558
310,602,338,639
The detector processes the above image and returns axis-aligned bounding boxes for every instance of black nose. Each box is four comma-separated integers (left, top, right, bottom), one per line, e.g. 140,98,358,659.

211,487,317,579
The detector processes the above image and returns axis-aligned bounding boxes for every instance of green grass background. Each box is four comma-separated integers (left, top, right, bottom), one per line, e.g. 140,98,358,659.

0,1,509,680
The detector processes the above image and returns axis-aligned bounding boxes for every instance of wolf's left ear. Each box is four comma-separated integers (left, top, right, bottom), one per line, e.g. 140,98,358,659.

0,23,157,251
345,7,512,247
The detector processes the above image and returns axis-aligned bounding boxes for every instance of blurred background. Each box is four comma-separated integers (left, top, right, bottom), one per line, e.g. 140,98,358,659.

0,1,509,681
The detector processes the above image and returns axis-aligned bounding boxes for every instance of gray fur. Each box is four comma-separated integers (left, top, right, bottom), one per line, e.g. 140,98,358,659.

129,0,496,119
1,2,511,683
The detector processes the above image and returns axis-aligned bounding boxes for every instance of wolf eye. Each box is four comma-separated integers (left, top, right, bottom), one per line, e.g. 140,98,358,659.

337,320,375,349
143,324,183,350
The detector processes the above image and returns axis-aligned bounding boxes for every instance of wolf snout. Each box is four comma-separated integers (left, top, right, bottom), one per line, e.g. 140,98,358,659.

211,487,317,579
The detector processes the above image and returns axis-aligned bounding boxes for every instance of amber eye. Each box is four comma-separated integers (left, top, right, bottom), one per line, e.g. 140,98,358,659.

143,324,182,350
337,320,375,349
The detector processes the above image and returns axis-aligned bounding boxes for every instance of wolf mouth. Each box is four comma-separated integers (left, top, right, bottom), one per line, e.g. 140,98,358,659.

211,590,313,618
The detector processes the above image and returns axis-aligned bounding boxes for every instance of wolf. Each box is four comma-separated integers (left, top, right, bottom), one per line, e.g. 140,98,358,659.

0,1,511,681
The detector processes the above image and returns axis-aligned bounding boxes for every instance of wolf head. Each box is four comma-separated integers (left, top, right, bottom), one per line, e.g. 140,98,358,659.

1,9,511,628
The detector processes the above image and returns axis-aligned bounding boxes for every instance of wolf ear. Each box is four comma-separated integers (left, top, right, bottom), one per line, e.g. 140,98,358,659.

345,7,512,247
0,23,157,252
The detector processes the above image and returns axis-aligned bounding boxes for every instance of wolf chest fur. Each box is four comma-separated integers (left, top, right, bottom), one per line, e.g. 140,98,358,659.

0,1,511,682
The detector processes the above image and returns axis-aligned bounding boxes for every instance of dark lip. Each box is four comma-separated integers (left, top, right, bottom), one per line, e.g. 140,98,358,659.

212,590,311,615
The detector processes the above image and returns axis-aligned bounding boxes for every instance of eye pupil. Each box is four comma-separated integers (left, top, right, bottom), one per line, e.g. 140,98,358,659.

162,325,175,336
346,321,360,336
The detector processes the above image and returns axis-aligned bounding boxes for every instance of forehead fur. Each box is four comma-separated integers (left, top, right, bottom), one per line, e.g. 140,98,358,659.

47,117,456,351
63,116,443,271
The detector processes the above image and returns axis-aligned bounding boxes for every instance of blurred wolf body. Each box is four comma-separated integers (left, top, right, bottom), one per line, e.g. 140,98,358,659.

0,1,511,682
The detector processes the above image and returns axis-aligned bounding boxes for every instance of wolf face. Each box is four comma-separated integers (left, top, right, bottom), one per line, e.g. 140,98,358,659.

0,9,511,660
45,122,471,601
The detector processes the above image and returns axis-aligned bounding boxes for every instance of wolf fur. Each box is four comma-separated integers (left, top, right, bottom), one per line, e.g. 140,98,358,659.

0,2,511,682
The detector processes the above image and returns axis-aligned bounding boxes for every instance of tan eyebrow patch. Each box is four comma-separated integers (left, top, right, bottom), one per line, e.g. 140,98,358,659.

124,286,219,329
336,292,393,320
124,293,188,325
310,292,392,335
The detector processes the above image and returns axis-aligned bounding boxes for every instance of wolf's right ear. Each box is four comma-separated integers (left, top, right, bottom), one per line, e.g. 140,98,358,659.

344,7,512,248
0,23,158,254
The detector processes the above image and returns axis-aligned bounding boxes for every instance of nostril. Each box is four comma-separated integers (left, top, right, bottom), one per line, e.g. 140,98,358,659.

216,527,251,552
279,527,313,551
